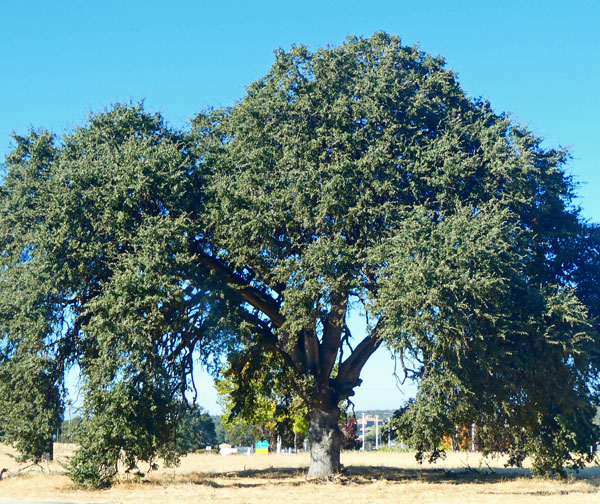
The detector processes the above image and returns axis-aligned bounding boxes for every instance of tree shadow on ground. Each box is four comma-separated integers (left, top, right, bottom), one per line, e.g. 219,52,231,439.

342,464,600,487
184,467,306,488
166,463,600,492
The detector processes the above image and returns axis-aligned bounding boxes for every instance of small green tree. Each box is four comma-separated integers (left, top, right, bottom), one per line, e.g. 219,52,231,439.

212,416,226,445
176,405,217,452
223,422,257,447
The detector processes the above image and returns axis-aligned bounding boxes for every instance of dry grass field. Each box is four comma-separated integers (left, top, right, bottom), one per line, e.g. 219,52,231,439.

1,443,600,503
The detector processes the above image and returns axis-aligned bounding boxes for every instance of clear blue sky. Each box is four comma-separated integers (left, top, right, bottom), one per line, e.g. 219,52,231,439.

2,1,598,414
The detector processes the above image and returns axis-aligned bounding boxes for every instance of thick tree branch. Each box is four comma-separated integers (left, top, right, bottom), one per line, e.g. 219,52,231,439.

196,252,285,327
240,310,301,373
303,330,321,374
195,249,309,374
280,333,305,367
333,327,383,398
319,293,347,382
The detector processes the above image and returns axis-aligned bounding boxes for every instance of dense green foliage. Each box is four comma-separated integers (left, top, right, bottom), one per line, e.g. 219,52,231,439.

193,32,600,475
0,108,235,486
0,355,61,462
1,33,599,484
57,416,83,443
378,206,599,474
175,406,218,452
60,407,217,451
215,353,309,447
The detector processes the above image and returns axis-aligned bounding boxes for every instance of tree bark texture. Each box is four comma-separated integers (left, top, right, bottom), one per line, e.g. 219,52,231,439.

306,404,343,478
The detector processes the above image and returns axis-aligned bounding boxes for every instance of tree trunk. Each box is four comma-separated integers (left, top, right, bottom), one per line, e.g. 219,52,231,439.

306,404,343,478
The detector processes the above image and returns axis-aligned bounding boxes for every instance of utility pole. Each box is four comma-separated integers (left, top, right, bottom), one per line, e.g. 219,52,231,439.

375,415,379,450
362,413,365,451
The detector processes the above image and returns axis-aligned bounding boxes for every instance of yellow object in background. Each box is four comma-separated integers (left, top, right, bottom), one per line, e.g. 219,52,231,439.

255,440,269,454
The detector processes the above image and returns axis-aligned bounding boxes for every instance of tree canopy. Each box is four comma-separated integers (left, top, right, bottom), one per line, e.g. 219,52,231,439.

1,33,599,485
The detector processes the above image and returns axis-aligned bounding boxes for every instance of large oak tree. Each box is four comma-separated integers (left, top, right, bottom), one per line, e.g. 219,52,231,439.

1,33,599,484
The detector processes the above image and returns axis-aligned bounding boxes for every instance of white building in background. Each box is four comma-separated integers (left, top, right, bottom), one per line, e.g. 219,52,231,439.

356,414,378,436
